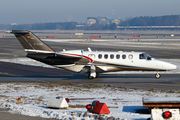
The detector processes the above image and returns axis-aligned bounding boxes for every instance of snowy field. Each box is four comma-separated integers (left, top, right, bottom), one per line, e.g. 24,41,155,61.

0,82,180,120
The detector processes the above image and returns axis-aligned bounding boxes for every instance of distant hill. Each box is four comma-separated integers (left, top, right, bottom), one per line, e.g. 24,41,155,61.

119,15,180,26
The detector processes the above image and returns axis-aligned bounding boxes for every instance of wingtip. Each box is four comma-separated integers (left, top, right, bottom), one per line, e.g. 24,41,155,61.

5,31,12,33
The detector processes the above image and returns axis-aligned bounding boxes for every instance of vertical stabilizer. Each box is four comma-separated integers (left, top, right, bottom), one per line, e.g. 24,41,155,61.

11,30,55,53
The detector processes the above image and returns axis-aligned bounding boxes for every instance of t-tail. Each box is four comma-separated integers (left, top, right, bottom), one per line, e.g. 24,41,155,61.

11,30,57,65
11,30,55,54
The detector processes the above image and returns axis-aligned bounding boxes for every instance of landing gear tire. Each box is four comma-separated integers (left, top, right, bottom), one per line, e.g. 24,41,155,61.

88,73,95,79
155,73,161,79
89,76,95,79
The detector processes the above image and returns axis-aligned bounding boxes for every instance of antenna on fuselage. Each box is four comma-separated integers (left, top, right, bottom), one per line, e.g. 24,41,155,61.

88,47,92,52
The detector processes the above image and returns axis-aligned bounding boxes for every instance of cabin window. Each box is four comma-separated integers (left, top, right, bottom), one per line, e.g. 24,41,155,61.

98,54,102,59
104,54,108,59
110,54,114,59
128,54,133,60
122,54,126,59
116,54,120,59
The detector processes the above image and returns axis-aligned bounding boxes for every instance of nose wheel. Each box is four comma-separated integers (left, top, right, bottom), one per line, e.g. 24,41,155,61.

155,72,161,79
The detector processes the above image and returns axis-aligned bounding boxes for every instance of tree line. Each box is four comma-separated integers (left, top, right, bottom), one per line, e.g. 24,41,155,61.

119,15,180,26
1,15,180,30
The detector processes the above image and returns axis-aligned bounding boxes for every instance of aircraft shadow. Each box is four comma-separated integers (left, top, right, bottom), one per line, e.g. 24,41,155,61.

123,106,150,114
0,74,153,79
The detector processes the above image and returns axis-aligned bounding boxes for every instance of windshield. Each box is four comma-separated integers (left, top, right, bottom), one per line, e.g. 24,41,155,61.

139,53,152,60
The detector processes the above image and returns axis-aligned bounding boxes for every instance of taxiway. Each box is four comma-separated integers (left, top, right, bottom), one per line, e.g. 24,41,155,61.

0,37,180,90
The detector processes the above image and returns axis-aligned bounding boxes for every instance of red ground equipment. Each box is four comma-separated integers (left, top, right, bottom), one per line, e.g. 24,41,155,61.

86,100,110,114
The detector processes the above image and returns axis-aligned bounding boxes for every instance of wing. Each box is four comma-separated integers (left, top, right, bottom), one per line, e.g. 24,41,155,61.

56,52,93,65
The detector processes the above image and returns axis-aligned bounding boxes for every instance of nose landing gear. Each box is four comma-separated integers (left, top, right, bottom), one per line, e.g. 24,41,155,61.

155,72,161,79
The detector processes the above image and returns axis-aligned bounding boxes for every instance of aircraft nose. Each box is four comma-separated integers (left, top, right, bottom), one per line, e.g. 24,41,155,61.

171,64,177,70
166,63,177,70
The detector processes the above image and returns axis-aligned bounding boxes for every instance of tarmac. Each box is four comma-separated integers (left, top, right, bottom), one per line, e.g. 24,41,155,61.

0,61,180,90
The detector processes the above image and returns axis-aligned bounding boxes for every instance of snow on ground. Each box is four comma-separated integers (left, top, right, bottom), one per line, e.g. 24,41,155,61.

0,58,179,74
0,83,180,120
0,58,56,68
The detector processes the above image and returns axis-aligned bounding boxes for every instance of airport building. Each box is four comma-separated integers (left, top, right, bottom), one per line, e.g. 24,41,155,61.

87,16,120,26
87,19,96,26
11,22,17,25
110,19,121,25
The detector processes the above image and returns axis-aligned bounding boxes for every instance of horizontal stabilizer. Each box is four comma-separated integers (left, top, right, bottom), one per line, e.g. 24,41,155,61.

10,30,30,34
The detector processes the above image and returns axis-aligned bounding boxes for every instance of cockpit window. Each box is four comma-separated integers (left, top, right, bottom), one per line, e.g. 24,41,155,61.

144,53,152,60
139,54,145,59
139,53,152,60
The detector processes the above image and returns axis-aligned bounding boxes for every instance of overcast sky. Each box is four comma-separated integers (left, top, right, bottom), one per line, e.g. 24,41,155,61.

1,0,180,24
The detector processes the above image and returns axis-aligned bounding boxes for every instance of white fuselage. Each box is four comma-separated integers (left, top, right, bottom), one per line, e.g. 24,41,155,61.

56,50,177,73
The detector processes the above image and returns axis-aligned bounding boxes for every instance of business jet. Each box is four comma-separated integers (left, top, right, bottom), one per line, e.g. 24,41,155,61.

9,30,177,79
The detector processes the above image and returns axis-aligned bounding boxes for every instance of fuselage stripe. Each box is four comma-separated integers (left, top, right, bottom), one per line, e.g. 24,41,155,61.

61,53,93,63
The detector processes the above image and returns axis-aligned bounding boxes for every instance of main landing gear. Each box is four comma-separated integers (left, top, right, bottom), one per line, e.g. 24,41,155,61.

155,72,161,79
88,65,96,79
